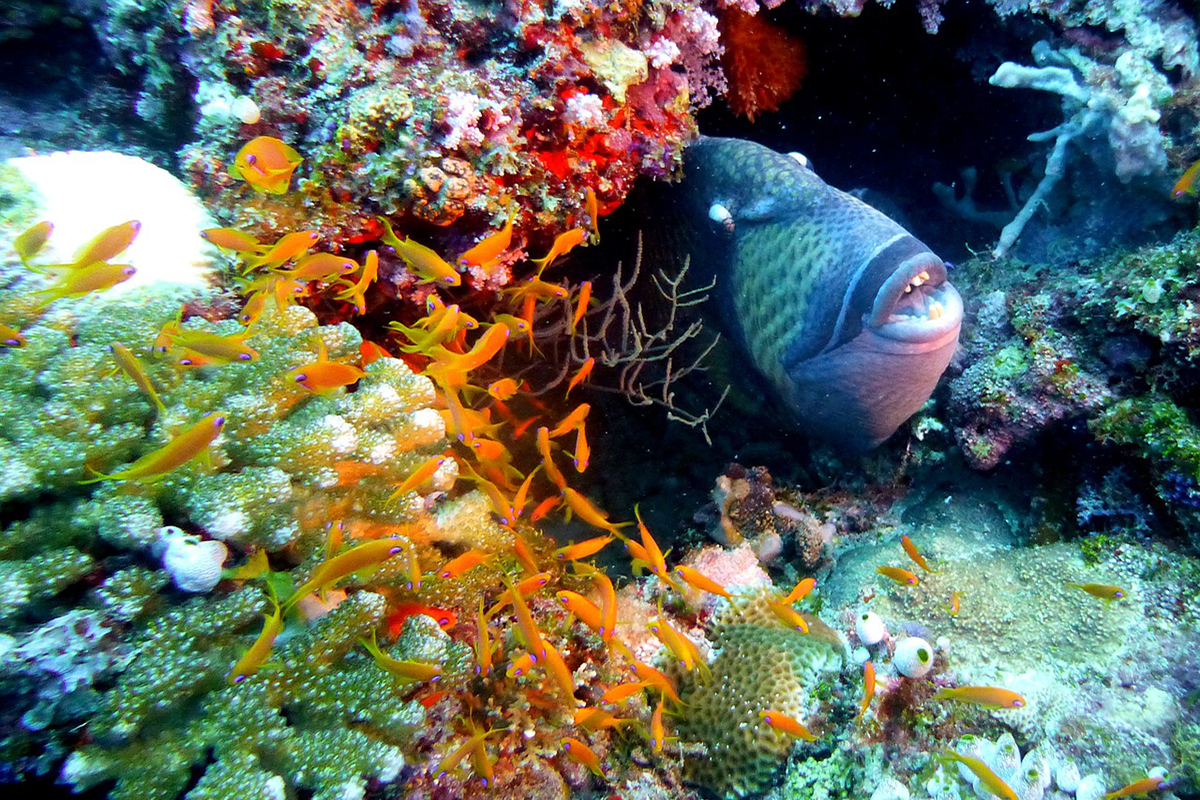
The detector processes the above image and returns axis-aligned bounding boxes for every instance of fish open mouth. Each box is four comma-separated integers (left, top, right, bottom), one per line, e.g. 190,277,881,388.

866,252,963,344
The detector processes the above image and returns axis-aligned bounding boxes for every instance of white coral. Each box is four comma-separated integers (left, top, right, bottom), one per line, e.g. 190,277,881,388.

158,526,227,592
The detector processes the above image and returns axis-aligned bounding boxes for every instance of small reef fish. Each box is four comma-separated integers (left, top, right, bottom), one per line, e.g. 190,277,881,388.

359,631,442,683
388,455,446,502
945,591,961,616
286,340,368,394
557,590,605,633
376,217,461,286
166,329,259,363
901,534,936,572
0,323,24,348
876,566,920,586
549,403,591,437
759,709,818,741
1065,583,1127,602
474,597,495,676
1104,776,1167,799
575,707,635,732
532,227,588,273
108,342,165,411
438,549,493,579
486,572,552,616
511,467,541,519
570,423,590,472
554,535,612,562
238,291,268,327
200,227,262,253
940,749,1019,800
932,685,1026,709
529,495,561,523
225,549,270,581
672,565,732,598
502,573,547,659
541,640,577,702
585,188,600,238
767,598,809,633
458,211,514,268
424,325,510,388
560,737,604,777
249,230,320,269
781,577,816,604
649,610,706,675
567,359,594,400
1173,160,1200,197
487,377,520,401
82,411,226,483
571,282,592,335
230,136,304,194
650,699,669,752
630,660,682,705
858,661,875,720
600,680,650,705
537,427,569,491
336,250,378,315
227,595,284,685
284,538,406,607
468,737,495,788
433,725,506,778
506,650,538,678
359,339,393,365
387,602,457,637
73,220,141,265
34,262,136,308
276,252,358,282
14,221,52,264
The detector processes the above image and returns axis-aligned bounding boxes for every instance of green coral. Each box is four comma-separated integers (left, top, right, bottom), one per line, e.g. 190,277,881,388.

673,589,845,798
1090,393,1200,480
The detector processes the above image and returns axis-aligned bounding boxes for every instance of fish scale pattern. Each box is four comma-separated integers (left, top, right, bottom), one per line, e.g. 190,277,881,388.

673,590,845,798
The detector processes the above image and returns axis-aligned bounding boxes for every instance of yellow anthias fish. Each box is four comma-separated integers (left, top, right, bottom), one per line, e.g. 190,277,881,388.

200,227,262,253
33,262,137,308
108,342,166,411
1104,775,1167,799
1173,159,1200,198
81,411,226,483
0,322,26,348
940,749,1019,800
359,630,442,683
227,594,284,685
1065,583,1127,603
932,685,1026,709
876,565,920,586
230,136,304,194
14,221,53,265
377,216,461,286
72,220,141,265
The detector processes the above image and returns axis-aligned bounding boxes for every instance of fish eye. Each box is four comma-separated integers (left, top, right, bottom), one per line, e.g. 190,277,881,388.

1014,700,1025,707
239,353,252,361
439,616,450,626
123,267,136,275
430,675,441,683
214,417,226,426
179,358,194,366
440,571,452,579
293,373,307,382
388,546,402,554
246,154,258,166
232,674,246,684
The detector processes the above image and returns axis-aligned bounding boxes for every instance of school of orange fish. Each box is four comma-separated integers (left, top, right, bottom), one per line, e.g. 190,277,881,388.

3,135,1164,799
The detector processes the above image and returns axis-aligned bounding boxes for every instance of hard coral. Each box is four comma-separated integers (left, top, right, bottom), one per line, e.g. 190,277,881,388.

673,589,844,798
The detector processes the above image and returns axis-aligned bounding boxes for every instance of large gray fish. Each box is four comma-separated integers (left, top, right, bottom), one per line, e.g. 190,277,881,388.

675,137,962,450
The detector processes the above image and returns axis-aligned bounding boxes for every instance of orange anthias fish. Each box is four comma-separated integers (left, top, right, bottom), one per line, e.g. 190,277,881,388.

600,680,650,705
876,566,920,586
944,591,961,616
781,577,816,604
433,725,506,778
570,281,593,335
230,136,304,194
932,686,1026,709
387,602,457,638
502,573,547,659
560,737,604,777
34,262,137,308
900,534,936,572
458,211,514,268
532,227,588,273
549,403,591,437
554,535,612,562
650,699,670,752
566,357,595,397
1173,159,1200,197
438,549,493,579
1104,776,1167,799
166,329,259,364
72,220,141,265
487,377,520,401
557,590,605,633
536,427,569,491
1065,583,1127,603
857,660,875,720
584,188,600,238
286,341,368,394
336,250,379,315
672,565,732,598
276,252,358,282
759,709,818,741
249,230,321,270
767,598,809,633
82,411,226,483
388,455,446,502
360,630,442,683
377,217,461,286
201,227,262,254
564,488,628,538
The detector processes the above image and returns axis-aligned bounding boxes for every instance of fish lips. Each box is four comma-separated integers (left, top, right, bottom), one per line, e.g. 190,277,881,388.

866,252,962,350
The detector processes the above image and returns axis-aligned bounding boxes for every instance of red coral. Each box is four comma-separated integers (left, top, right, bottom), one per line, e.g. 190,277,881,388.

719,9,807,122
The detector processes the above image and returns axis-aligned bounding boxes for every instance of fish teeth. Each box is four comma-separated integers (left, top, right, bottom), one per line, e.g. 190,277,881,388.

918,270,930,282
928,301,944,321
910,275,925,288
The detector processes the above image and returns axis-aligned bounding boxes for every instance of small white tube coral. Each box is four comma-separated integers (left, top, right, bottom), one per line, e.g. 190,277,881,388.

893,636,934,677
157,526,227,593
856,611,887,645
